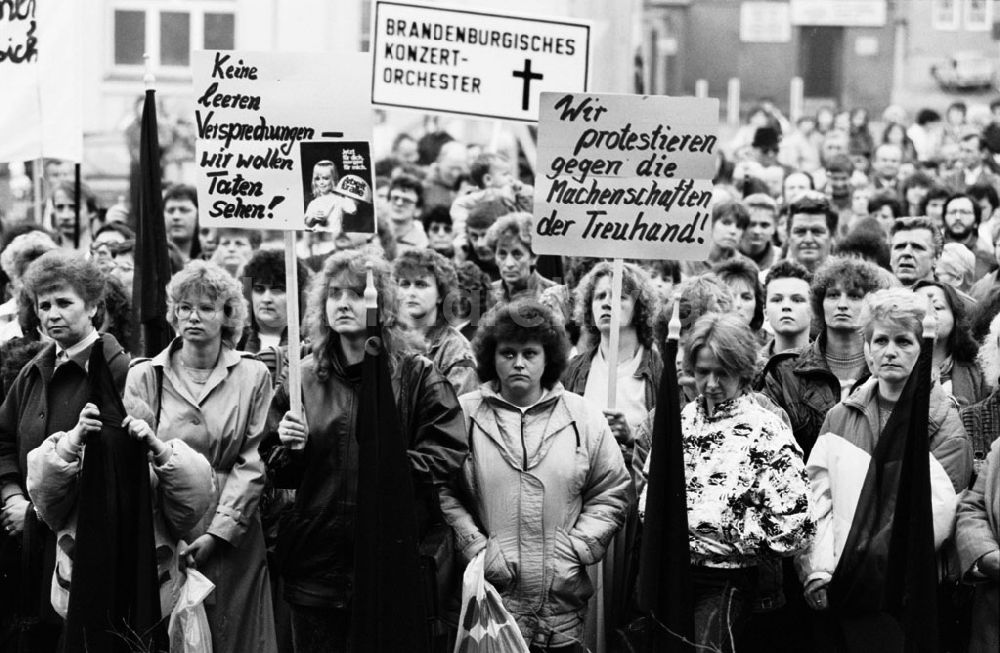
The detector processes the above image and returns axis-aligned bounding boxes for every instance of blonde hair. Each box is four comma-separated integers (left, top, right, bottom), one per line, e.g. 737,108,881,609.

166,260,249,347
859,288,926,343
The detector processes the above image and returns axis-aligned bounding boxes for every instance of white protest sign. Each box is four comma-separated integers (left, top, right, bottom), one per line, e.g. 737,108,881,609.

371,1,590,122
533,92,719,261
193,50,373,231
0,0,83,162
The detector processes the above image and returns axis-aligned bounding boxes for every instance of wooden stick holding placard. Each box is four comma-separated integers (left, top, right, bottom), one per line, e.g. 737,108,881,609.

33,157,43,225
606,257,624,410
284,231,303,420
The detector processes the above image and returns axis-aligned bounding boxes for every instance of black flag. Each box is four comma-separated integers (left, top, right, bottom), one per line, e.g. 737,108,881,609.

132,88,172,356
637,315,694,651
827,335,938,652
63,344,164,652
350,267,429,652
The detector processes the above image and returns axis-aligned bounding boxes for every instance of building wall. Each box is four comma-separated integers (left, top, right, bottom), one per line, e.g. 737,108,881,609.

901,0,1000,87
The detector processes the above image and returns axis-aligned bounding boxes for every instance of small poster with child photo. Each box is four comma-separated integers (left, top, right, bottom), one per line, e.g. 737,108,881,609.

299,141,376,234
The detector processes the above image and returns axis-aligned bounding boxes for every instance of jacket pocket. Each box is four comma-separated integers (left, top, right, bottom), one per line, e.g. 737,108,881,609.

483,537,516,593
547,528,593,611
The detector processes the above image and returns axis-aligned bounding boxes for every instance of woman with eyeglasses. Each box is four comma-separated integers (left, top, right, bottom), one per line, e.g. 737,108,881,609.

123,259,278,653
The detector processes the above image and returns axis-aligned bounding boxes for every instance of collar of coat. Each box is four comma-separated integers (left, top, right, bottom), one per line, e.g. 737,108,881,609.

147,337,247,405
841,376,955,438
30,332,126,379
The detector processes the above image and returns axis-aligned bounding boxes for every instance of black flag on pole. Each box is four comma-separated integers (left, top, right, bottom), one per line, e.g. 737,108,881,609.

132,88,172,356
637,314,694,651
827,335,938,652
350,266,429,652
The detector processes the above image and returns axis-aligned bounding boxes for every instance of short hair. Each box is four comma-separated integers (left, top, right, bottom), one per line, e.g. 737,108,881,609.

466,196,513,230
454,260,492,323
305,248,404,379
915,109,941,126
242,249,311,297
485,212,533,254
682,312,758,390
943,193,983,228
919,185,952,214
96,274,134,349
0,229,57,280
94,221,136,243
891,216,944,257
901,171,934,194
711,201,750,230
788,193,838,235
713,257,765,330
859,288,925,343
825,153,855,175
165,260,249,348
420,205,453,233
472,299,568,389
163,183,198,208
968,182,1000,213
392,249,459,324
810,256,891,332
388,173,424,208
912,280,977,363
836,218,891,268
52,181,98,216
744,193,778,216
216,227,263,248
764,259,813,289
654,273,734,352
868,192,902,219
572,261,659,349
22,250,105,307
469,152,507,189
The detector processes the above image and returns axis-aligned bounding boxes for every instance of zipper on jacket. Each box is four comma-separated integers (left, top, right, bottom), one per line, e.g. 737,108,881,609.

520,413,528,470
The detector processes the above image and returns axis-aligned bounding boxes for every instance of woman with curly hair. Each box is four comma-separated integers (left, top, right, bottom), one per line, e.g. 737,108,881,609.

123,259,278,653
393,249,478,395
963,312,1000,479
560,262,661,650
914,280,987,407
441,299,630,651
270,248,467,652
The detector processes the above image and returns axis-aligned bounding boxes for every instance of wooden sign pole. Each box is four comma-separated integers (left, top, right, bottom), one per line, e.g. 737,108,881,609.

284,231,303,420
606,257,624,410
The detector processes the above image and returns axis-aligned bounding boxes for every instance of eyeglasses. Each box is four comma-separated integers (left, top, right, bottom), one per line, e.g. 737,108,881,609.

389,194,417,206
175,304,220,320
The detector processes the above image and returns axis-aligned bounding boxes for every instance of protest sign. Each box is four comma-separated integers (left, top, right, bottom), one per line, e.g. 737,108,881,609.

532,92,719,261
0,0,83,162
371,1,590,122
193,50,373,231
300,141,376,234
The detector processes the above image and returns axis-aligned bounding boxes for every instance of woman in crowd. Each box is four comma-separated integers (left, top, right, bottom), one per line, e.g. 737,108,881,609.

713,258,766,344
210,228,259,278
681,202,748,278
901,171,934,217
392,249,479,396
639,312,814,652
441,299,630,652
123,260,277,653
962,312,1000,478
486,212,556,307
238,249,310,356
799,289,972,637
881,121,918,164
913,280,987,407
956,438,1000,653
49,181,100,250
561,261,661,650
270,248,467,652
450,260,493,342
0,251,130,650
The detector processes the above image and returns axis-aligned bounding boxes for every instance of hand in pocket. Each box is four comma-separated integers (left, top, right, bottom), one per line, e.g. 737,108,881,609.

483,538,515,592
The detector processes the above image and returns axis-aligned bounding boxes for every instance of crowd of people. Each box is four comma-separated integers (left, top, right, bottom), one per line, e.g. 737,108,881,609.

0,95,998,653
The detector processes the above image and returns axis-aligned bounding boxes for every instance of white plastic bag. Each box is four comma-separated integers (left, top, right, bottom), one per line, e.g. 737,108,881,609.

168,568,215,653
453,549,529,653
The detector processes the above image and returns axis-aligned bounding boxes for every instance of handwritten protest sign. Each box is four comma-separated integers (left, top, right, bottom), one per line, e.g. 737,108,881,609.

0,0,83,162
193,50,373,231
371,1,590,122
532,92,719,261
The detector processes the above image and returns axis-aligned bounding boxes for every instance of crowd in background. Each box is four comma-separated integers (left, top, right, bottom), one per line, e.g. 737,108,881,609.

0,94,999,653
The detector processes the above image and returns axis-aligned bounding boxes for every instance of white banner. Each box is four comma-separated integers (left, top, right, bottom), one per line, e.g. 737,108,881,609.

789,0,887,26
0,0,83,162
371,1,591,122
193,50,373,231
533,92,719,261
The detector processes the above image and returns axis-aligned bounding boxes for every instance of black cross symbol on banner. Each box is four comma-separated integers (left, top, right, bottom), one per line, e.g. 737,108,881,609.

512,58,544,112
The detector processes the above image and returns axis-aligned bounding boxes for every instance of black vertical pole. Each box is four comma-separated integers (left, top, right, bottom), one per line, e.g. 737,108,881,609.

74,162,82,249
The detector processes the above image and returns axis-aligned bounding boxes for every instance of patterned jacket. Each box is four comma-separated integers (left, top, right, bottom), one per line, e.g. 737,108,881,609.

640,393,814,568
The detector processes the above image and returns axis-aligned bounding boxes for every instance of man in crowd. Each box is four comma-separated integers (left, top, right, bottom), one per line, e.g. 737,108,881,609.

761,260,813,360
458,198,508,281
786,193,836,273
163,184,200,262
423,140,467,210
386,174,428,255
870,143,903,197
811,129,849,190
889,216,941,287
945,133,1000,194
739,193,780,275
421,205,455,259
823,154,854,229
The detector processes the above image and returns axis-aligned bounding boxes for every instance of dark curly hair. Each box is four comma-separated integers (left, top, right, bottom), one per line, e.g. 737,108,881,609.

392,249,459,326
452,261,492,324
22,250,105,307
95,274,135,349
912,280,978,364
712,257,765,331
572,261,659,349
810,256,892,332
472,299,568,390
